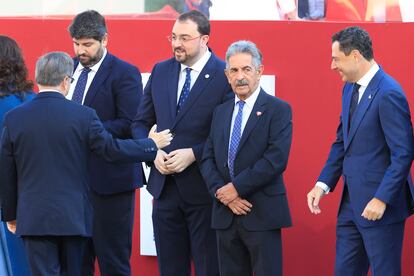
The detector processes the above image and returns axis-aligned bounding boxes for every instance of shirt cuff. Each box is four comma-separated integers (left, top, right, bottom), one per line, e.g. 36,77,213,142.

315,181,330,194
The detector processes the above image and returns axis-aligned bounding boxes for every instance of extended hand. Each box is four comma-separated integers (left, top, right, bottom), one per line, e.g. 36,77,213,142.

148,124,173,149
6,220,16,234
361,198,386,221
228,197,252,215
154,150,173,175
216,183,239,206
165,148,195,173
307,186,325,214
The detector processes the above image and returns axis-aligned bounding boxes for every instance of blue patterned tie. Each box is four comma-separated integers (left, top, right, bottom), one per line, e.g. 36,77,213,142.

228,101,245,180
177,67,192,113
71,67,91,104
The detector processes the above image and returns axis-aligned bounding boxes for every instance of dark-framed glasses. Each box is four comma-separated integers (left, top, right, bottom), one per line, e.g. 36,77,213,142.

166,35,202,43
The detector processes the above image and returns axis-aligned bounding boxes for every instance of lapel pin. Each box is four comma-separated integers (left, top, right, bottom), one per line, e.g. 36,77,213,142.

256,111,262,116
205,74,210,79
368,94,372,99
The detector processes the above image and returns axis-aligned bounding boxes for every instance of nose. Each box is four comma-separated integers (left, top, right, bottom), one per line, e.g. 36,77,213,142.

330,60,337,70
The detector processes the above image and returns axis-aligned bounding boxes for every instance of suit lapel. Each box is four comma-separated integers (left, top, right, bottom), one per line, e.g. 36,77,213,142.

342,84,352,143
223,100,236,159
345,69,383,150
236,90,267,155
83,53,113,106
173,54,218,128
168,61,181,121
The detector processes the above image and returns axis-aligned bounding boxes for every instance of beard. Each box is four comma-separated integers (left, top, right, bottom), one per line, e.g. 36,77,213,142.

78,47,104,67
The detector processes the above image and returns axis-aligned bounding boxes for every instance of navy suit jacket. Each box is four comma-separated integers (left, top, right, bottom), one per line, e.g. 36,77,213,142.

0,92,157,236
201,90,293,231
318,68,414,227
75,52,144,194
132,52,232,204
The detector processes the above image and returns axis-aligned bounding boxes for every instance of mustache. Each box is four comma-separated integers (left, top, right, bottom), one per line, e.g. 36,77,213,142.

174,47,185,52
236,79,249,86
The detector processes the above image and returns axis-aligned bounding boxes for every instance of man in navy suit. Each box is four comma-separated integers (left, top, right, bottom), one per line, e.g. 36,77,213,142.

201,40,292,276
67,10,144,275
132,10,232,276
307,26,414,276
0,52,172,276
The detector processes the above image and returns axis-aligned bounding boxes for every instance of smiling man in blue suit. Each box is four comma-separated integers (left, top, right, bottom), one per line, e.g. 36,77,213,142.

0,52,171,276
132,10,232,276
67,10,145,275
307,26,414,276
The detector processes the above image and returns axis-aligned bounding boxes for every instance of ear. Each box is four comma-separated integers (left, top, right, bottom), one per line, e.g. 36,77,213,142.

201,35,209,46
101,34,108,47
256,64,264,77
224,69,231,83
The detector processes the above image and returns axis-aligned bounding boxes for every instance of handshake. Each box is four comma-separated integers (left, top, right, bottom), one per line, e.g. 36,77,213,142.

148,124,173,149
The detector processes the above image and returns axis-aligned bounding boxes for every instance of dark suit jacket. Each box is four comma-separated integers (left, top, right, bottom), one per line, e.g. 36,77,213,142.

318,68,414,227
75,52,144,194
131,52,233,204
201,89,293,231
0,92,157,236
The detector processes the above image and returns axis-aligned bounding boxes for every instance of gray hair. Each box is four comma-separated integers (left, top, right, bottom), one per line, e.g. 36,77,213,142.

225,40,263,69
35,52,74,86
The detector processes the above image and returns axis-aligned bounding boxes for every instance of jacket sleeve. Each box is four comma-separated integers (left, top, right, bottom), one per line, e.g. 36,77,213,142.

0,125,18,221
89,110,157,163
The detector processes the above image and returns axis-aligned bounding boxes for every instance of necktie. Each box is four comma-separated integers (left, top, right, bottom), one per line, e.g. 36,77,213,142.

71,67,91,104
348,83,360,132
177,67,192,113
228,101,245,180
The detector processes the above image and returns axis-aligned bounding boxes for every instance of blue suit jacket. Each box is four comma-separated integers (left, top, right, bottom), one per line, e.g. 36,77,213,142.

75,52,144,194
0,92,157,236
132,52,233,204
201,90,293,230
318,68,414,227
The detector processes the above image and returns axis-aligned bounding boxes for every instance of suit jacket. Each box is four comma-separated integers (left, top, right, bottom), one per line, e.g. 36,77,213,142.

318,68,414,227
131,52,233,204
201,89,293,231
0,92,157,236
74,52,144,194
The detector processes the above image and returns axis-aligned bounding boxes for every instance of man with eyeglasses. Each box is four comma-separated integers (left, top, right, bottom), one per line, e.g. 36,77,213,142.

66,10,144,276
0,51,171,276
132,10,232,276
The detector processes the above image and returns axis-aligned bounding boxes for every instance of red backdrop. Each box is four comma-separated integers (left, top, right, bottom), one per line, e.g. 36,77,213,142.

1,19,413,275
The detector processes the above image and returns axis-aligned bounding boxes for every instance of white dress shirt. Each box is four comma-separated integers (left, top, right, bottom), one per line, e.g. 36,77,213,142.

177,50,211,103
316,63,379,193
228,85,261,155
66,48,108,104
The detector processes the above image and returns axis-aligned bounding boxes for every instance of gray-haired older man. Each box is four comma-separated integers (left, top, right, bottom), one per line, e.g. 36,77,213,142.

201,40,293,276
0,52,171,276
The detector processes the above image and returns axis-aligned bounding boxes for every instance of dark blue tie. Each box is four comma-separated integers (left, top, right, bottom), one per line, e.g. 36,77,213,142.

71,67,91,104
348,83,360,133
177,67,192,113
228,101,245,180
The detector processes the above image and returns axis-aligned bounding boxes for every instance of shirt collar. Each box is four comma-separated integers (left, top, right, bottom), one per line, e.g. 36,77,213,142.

234,85,261,109
180,49,211,73
39,89,61,93
75,48,107,73
357,62,379,88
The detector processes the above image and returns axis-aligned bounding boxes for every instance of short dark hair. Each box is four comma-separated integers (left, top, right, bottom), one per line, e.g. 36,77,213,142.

68,10,107,41
332,26,374,61
178,10,210,36
0,35,33,98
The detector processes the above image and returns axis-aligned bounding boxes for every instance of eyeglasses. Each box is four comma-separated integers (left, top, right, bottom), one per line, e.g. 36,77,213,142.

67,76,75,83
167,35,202,44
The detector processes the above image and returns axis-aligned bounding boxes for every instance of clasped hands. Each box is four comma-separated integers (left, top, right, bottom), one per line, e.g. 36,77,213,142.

216,183,252,216
307,186,386,221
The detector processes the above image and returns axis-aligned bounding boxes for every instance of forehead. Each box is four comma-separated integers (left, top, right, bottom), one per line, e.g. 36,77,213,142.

331,41,344,56
172,19,199,35
228,53,254,68
73,37,99,44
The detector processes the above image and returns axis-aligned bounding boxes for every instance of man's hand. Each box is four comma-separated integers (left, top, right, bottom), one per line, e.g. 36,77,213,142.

148,124,173,149
154,150,173,175
307,186,325,214
165,148,195,173
6,220,16,234
228,197,252,215
361,198,386,221
216,183,239,206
